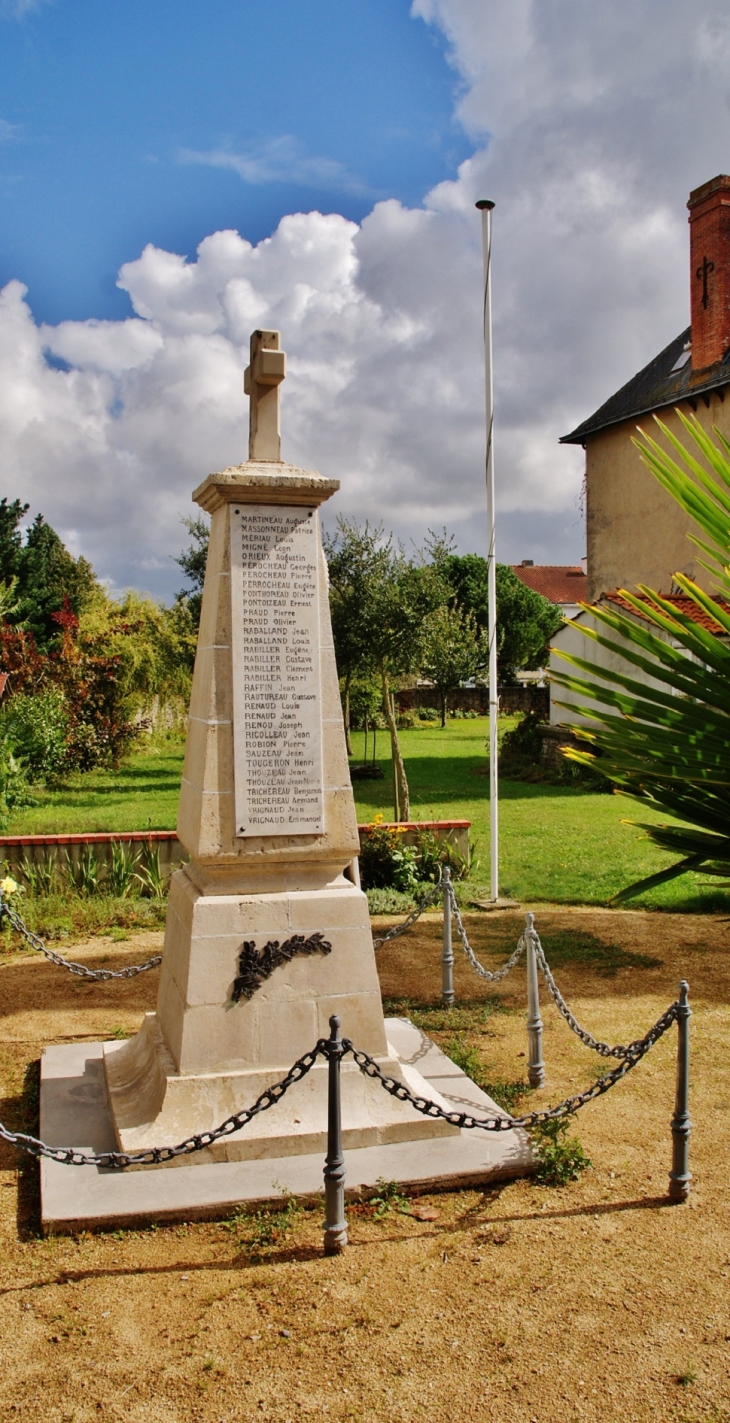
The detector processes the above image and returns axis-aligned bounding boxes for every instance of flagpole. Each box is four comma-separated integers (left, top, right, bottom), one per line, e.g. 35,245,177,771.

476,198,499,903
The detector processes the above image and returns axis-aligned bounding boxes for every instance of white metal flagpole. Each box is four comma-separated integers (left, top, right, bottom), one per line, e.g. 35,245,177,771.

476,198,499,903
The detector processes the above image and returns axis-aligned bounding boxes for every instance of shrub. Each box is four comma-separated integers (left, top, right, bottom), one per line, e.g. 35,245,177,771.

0,686,69,783
359,819,474,892
358,818,421,892
417,706,439,722
0,731,33,829
529,1115,592,1186
499,710,610,789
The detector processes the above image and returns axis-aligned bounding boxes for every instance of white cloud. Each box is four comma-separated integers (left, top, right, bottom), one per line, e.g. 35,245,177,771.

2,0,730,595
178,137,372,198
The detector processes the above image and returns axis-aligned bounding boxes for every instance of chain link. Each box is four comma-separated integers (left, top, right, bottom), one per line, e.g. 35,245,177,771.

0,1043,327,1168
530,926,654,1060
447,884,527,982
372,881,443,949
0,898,162,981
0,995,680,1167
346,997,679,1130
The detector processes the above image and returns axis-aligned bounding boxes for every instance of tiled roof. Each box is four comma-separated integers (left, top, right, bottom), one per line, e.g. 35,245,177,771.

603,591,729,635
560,326,730,445
512,565,587,605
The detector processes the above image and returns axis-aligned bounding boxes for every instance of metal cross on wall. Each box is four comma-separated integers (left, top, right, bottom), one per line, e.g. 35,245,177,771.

696,254,715,310
244,329,287,461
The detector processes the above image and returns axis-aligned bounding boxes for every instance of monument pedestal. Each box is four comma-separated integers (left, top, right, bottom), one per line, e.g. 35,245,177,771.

102,873,458,1162
38,332,533,1227
99,444,465,1167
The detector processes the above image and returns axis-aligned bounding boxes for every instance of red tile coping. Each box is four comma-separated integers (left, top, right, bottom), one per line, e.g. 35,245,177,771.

358,820,470,832
0,821,470,848
0,831,179,847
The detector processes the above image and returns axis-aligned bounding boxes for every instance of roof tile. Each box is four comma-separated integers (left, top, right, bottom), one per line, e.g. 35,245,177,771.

603,591,729,634
512,565,587,604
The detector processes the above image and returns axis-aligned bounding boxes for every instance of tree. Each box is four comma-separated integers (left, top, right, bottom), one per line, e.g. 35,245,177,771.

551,410,730,901
419,602,487,725
0,498,28,583
324,521,391,756
441,554,562,682
175,515,210,631
9,515,99,648
325,519,444,820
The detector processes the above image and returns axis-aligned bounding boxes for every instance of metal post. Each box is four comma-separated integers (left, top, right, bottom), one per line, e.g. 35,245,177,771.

323,1014,348,1253
441,867,455,1006
525,912,545,1088
476,197,499,904
669,980,692,1202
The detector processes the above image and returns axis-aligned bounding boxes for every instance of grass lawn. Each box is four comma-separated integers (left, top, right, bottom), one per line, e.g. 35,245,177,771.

5,718,726,912
5,742,183,837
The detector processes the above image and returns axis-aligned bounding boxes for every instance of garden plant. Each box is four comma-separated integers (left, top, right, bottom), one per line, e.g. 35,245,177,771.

552,411,730,900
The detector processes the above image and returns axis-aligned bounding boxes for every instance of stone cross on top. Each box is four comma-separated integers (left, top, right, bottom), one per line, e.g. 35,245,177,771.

244,329,286,462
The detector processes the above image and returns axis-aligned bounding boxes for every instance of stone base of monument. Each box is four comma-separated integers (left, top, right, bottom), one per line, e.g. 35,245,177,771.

39,1019,534,1233
101,1011,460,1164
99,874,465,1163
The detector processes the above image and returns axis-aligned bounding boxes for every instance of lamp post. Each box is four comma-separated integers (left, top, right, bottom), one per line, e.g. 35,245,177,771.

476,198,499,903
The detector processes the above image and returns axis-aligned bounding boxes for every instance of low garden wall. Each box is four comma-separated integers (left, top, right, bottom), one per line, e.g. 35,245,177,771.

0,830,186,878
395,685,549,717
0,821,470,876
357,819,470,860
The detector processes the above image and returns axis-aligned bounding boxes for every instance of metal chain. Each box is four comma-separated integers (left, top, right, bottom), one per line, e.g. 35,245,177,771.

447,883,526,982
530,927,654,1060
0,995,680,1167
0,898,162,981
0,1043,327,1168
346,997,679,1130
372,882,443,949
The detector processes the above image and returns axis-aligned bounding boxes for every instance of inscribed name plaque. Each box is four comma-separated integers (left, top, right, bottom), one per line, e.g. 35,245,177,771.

229,502,324,837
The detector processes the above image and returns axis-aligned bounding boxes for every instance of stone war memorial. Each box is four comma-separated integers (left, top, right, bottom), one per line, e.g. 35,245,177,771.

40,329,531,1231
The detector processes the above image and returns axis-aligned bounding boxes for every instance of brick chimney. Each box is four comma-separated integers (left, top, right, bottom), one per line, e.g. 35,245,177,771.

688,175,730,372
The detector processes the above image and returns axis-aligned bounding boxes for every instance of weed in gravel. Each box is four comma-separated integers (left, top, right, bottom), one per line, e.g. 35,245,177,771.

676,1361,698,1386
368,1178,410,1221
529,1115,592,1186
227,1190,303,1256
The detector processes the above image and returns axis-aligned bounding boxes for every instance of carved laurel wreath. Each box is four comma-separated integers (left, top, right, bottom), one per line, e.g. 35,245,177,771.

231,932,333,1002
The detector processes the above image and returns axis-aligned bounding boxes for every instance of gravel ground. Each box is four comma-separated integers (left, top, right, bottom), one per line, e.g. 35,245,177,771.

0,907,729,1422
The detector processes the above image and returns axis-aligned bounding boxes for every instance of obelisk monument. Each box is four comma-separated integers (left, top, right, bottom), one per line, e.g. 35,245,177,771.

102,329,458,1161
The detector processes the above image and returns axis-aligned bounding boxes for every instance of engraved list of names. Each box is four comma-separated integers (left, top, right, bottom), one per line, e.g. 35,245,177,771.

229,503,324,837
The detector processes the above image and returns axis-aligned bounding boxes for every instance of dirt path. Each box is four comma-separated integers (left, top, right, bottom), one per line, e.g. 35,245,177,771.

0,909,729,1422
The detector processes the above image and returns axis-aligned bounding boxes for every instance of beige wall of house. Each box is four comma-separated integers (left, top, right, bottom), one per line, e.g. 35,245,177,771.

585,390,729,602
549,606,675,728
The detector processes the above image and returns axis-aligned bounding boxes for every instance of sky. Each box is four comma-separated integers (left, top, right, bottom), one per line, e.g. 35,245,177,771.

2,0,730,599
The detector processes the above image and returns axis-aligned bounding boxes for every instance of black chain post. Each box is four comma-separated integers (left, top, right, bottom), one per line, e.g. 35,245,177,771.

323,1014,348,1255
669,980,692,1202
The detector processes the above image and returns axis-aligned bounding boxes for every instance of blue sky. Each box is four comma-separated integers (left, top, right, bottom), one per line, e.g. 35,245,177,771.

2,1,730,598
0,0,471,325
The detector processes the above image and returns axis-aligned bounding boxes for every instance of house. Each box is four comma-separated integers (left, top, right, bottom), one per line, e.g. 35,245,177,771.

511,561,587,620
548,173,730,746
550,593,728,729
561,173,730,604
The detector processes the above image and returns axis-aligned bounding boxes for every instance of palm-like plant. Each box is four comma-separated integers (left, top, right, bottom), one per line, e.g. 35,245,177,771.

551,410,730,901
